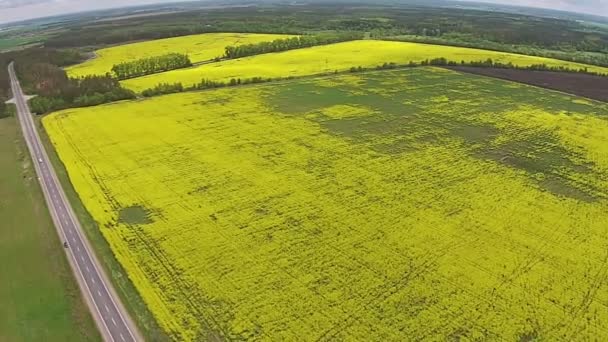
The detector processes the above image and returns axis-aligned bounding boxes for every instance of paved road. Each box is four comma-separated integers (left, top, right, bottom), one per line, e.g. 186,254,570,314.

8,62,140,342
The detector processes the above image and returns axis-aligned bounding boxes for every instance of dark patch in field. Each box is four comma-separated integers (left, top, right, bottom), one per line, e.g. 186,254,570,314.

118,205,153,225
448,67,608,103
269,83,354,115
473,131,602,202
266,69,606,202
188,185,211,195
450,123,500,146
518,329,539,342
539,176,598,203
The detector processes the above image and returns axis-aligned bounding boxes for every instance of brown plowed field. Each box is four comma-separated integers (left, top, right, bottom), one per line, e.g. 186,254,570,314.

448,67,608,102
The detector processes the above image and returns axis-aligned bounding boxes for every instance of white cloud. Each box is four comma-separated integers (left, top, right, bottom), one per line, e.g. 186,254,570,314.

0,0,185,23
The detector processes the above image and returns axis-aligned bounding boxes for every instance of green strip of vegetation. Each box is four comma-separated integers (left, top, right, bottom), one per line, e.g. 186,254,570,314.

0,110,100,342
111,53,192,80
224,33,362,59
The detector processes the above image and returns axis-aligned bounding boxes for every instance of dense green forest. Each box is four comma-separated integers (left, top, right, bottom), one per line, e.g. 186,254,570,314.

41,3,608,68
0,47,134,116
224,33,363,59
28,75,135,113
111,53,192,80
0,48,82,117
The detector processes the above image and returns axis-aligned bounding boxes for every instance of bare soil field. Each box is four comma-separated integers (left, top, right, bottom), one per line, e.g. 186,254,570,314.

449,67,608,102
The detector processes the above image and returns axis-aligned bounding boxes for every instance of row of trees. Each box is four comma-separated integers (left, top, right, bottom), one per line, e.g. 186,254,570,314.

111,53,192,80
224,33,362,59
141,76,275,97
346,58,608,76
420,58,606,76
384,35,608,68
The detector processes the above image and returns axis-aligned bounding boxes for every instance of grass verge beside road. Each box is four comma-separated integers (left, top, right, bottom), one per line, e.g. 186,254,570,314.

36,116,169,341
0,111,99,342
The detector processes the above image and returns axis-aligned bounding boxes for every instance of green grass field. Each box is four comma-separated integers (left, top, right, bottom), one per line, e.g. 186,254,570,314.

44,67,608,340
0,37,38,51
0,115,99,342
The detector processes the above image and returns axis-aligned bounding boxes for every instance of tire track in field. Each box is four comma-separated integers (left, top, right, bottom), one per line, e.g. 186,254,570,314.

314,234,478,341
492,211,566,293
562,249,608,339
62,124,234,339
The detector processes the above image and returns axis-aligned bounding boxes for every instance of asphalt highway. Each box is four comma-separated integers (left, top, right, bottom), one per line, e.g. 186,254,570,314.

8,62,139,342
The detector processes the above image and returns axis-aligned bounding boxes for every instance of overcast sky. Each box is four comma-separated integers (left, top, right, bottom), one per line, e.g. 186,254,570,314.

0,0,606,24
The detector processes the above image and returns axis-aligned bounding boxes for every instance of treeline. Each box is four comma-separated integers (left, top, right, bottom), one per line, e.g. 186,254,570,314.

420,58,607,76
111,53,191,80
344,58,608,76
224,33,362,59
141,77,272,97
383,35,608,68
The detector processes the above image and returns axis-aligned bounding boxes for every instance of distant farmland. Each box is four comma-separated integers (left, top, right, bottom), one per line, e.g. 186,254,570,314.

44,67,608,340
65,32,292,78
120,40,608,92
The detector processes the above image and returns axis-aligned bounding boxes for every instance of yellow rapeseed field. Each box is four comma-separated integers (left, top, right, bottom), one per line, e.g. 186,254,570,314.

65,33,291,78
44,68,608,341
121,40,608,92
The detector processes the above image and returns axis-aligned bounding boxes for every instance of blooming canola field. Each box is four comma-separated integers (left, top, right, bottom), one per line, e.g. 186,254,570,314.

65,33,291,78
44,68,608,340
121,40,608,92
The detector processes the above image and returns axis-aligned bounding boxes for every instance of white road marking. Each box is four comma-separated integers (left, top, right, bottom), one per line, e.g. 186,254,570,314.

105,304,110,313
97,290,102,297
111,317,117,326
91,277,96,284
80,255,85,262
77,246,81,252
85,265,89,272
120,333,126,342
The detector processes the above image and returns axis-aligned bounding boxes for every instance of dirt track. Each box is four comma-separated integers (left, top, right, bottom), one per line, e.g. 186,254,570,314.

448,67,608,103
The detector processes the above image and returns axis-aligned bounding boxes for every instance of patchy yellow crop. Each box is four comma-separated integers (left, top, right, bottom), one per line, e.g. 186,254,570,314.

65,33,292,78
319,104,377,119
122,40,608,92
44,68,608,341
